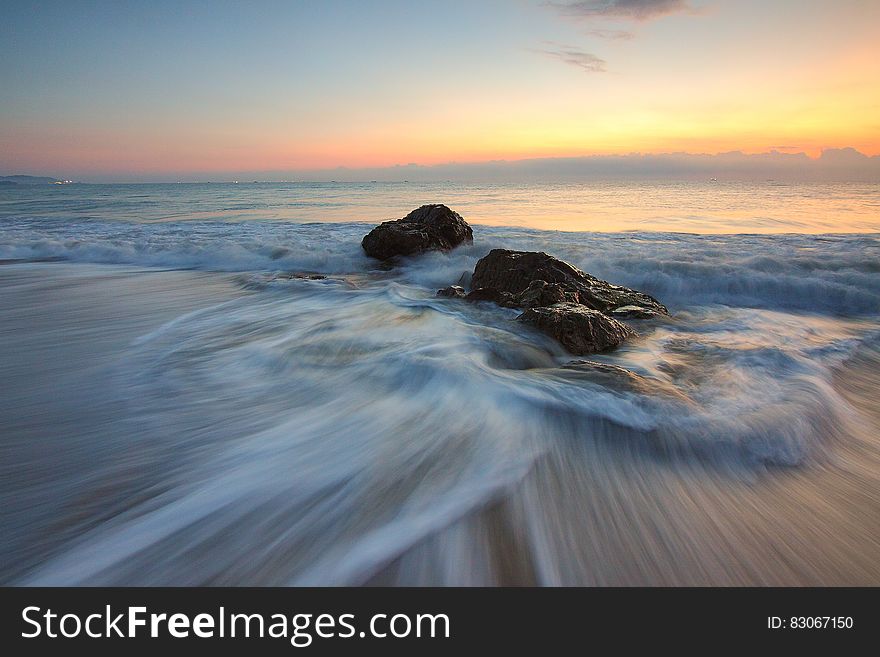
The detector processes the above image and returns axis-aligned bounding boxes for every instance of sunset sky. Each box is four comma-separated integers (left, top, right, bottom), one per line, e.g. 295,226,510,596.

1,0,879,180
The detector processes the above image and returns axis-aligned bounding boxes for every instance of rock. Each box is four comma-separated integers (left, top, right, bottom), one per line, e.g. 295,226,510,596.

517,303,633,355
609,305,661,319
561,360,656,394
465,281,572,309
236,271,331,290
361,204,473,260
437,285,466,298
465,287,518,307
512,280,573,308
470,249,667,315
559,360,694,402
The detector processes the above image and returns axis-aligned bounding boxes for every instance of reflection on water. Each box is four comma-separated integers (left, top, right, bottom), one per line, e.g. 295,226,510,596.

2,180,879,232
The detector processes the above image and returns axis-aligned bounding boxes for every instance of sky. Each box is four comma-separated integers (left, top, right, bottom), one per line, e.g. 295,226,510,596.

1,0,879,181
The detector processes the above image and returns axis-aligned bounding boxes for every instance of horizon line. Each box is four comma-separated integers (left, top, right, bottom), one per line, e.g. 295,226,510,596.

4,146,879,184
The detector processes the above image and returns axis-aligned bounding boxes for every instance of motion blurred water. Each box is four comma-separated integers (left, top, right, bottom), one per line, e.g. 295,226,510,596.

1,182,879,585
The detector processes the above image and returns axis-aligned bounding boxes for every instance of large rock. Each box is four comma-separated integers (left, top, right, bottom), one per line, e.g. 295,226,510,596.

517,303,632,355
509,280,573,308
361,204,473,260
465,280,574,308
470,249,667,315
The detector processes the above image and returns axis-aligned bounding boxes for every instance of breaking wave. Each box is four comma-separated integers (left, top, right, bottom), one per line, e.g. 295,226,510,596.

2,219,878,314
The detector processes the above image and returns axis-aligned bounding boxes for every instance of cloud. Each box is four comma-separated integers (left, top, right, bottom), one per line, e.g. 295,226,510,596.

550,0,692,22
275,149,880,184
66,148,880,182
586,28,635,39
819,147,871,163
535,43,607,72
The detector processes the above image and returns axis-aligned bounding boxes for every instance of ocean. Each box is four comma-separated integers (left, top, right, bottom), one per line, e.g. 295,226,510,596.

1,181,879,585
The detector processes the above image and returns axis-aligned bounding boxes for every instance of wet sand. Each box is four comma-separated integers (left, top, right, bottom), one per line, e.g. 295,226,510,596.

376,347,880,585
0,264,251,582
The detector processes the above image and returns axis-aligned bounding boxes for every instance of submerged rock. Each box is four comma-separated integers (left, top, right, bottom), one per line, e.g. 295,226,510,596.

559,360,694,402
470,249,667,315
517,303,633,355
437,285,466,298
235,271,332,291
609,305,661,319
291,273,327,280
561,360,657,394
361,204,473,260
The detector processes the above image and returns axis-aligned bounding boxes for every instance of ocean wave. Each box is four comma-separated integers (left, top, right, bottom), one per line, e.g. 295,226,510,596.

19,272,875,584
2,219,878,315
0,219,373,274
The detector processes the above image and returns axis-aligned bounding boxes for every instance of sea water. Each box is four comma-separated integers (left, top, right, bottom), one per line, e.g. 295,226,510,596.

1,181,879,584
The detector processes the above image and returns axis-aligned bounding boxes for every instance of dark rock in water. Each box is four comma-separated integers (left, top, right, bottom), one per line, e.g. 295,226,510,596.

361,204,473,260
437,285,466,298
236,271,331,290
517,303,633,355
562,360,640,376
609,305,661,319
511,280,573,308
465,281,571,308
561,360,654,393
273,272,327,280
559,360,693,402
465,287,517,307
294,273,327,280
471,249,667,315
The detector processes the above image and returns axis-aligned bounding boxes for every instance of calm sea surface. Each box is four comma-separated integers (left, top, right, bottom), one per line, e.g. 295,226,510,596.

1,180,879,232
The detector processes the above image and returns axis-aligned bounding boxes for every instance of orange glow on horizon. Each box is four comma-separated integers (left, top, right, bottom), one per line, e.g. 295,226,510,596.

2,3,878,177
4,119,878,176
